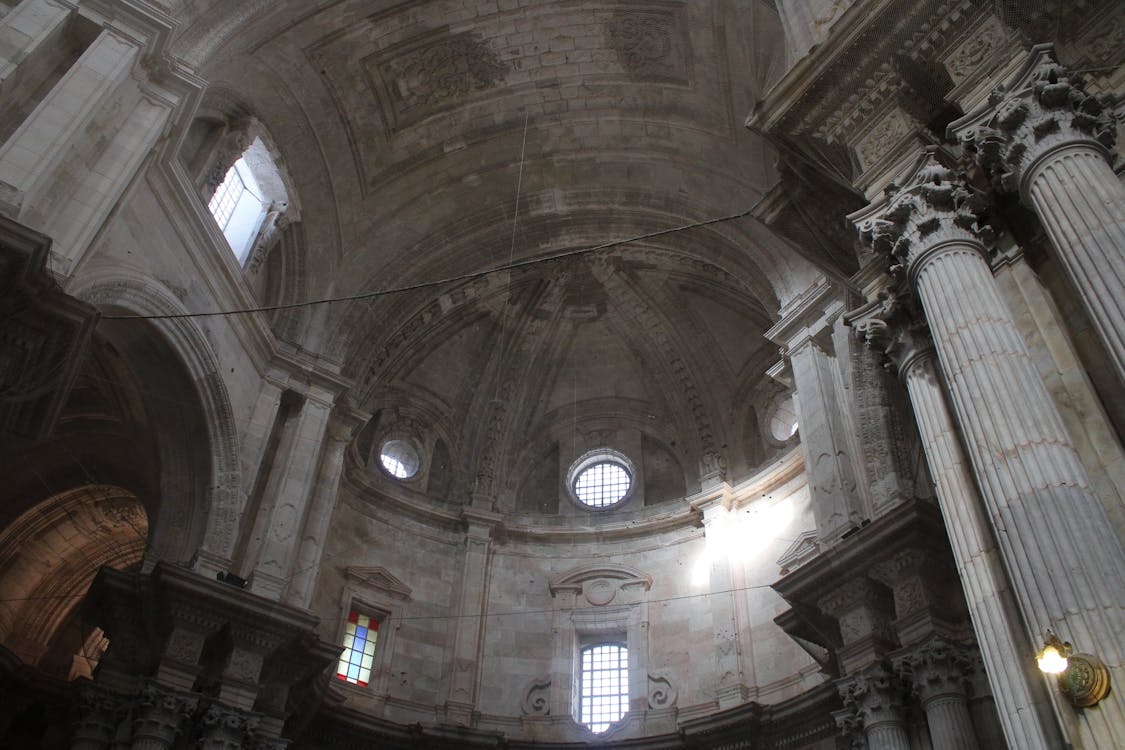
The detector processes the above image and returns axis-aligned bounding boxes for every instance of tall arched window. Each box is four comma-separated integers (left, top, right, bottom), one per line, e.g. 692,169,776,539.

579,643,629,733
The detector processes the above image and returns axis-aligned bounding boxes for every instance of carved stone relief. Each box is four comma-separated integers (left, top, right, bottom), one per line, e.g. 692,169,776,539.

647,671,677,709
370,31,508,131
521,676,551,716
606,7,689,84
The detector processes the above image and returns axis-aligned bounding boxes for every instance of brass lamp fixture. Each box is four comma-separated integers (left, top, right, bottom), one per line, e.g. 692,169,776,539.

1036,631,1111,708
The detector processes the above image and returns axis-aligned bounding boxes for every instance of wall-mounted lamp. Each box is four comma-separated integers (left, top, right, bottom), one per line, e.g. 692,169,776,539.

1037,631,1111,708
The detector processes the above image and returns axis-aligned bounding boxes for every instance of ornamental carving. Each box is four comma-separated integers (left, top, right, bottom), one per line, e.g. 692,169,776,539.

837,663,908,728
647,671,678,709
953,45,1117,196
375,31,507,129
853,107,914,172
894,637,973,704
943,16,1004,84
851,149,995,279
521,676,551,716
606,8,688,83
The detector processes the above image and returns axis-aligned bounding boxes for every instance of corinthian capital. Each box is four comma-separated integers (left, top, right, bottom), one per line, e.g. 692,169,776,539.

849,148,996,283
837,663,909,728
894,636,974,705
950,44,1117,197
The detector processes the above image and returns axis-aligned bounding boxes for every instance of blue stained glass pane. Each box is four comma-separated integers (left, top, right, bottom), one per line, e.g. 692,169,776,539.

355,626,367,639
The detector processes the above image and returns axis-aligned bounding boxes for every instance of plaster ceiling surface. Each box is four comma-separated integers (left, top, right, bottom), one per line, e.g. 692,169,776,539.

171,1,810,492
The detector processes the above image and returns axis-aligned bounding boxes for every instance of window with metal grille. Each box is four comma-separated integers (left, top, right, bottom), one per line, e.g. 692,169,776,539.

336,610,378,686
207,162,246,230
573,461,631,508
579,643,629,733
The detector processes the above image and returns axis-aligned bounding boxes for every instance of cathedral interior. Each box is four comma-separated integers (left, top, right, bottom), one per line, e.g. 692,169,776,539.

0,0,1122,748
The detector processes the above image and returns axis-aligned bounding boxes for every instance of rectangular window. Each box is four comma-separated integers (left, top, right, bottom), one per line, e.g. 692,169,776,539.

336,610,378,686
580,643,629,733
207,163,246,231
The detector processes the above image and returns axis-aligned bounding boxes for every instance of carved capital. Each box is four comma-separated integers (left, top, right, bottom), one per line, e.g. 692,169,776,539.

953,44,1117,197
846,288,935,380
200,704,259,750
132,682,198,746
837,663,909,729
818,578,896,646
73,683,128,747
894,637,974,705
851,150,995,285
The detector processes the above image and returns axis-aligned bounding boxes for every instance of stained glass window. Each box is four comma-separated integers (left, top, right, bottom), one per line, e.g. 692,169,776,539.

336,610,378,686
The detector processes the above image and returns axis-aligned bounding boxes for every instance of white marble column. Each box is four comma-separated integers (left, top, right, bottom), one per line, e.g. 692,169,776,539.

0,28,138,218
952,44,1125,384
851,302,1060,750
852,151,1125,748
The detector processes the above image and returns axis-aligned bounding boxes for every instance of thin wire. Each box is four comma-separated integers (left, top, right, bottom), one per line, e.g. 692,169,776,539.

0,580,779,621
99,207,761,321
495,111,531,403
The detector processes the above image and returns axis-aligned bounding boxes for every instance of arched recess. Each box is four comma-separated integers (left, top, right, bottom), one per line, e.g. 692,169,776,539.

68,274,242,571
0,485,147,678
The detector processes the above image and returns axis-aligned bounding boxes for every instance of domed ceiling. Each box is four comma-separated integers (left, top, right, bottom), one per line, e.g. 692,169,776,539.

173,0,816,505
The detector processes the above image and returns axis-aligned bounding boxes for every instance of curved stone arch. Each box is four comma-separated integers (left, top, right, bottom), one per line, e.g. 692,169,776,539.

67,273,242,571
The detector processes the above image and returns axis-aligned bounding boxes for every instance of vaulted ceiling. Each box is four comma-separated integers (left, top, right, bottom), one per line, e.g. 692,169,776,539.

169,1,815,491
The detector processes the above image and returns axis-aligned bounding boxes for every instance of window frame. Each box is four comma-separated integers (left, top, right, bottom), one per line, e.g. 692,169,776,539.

335,568,412,696
336,609,380,687
565,449,636,511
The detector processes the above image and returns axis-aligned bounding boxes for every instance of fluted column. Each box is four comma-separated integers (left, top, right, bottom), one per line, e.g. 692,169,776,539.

852,149,1125,748
895,637,979,750
130,683,197,750
836,664,910,750
851,299,1059,749
952,44,1125,384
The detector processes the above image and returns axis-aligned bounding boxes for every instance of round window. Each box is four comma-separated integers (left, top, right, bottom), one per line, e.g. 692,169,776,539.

379,439,420,479
769,394,799,442
568,450,634,509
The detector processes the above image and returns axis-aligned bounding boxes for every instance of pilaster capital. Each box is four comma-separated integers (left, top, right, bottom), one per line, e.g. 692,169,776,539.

837,663,909,730
132,681,198,745
894,636,974,705
950,44,1117,199
845,288,935,381
850,149,996,286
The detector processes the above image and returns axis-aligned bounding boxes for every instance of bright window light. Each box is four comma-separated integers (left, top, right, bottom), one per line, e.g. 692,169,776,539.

574,462,631,508
580,643,629,733
336,610,378,686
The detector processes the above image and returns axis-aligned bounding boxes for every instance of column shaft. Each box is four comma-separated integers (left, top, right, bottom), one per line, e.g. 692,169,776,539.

1026,145,1125,383
903,353,1058,749
922,695,978,750
914,240,1125,743
866,722,910,750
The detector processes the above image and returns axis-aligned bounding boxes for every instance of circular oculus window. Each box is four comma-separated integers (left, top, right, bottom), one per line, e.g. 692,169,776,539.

569,450,634,509
379,439,420,480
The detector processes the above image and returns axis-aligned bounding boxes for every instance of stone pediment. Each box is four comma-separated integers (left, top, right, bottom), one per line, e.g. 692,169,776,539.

343,566,413,601
776,530,820,576
549,563,652,606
